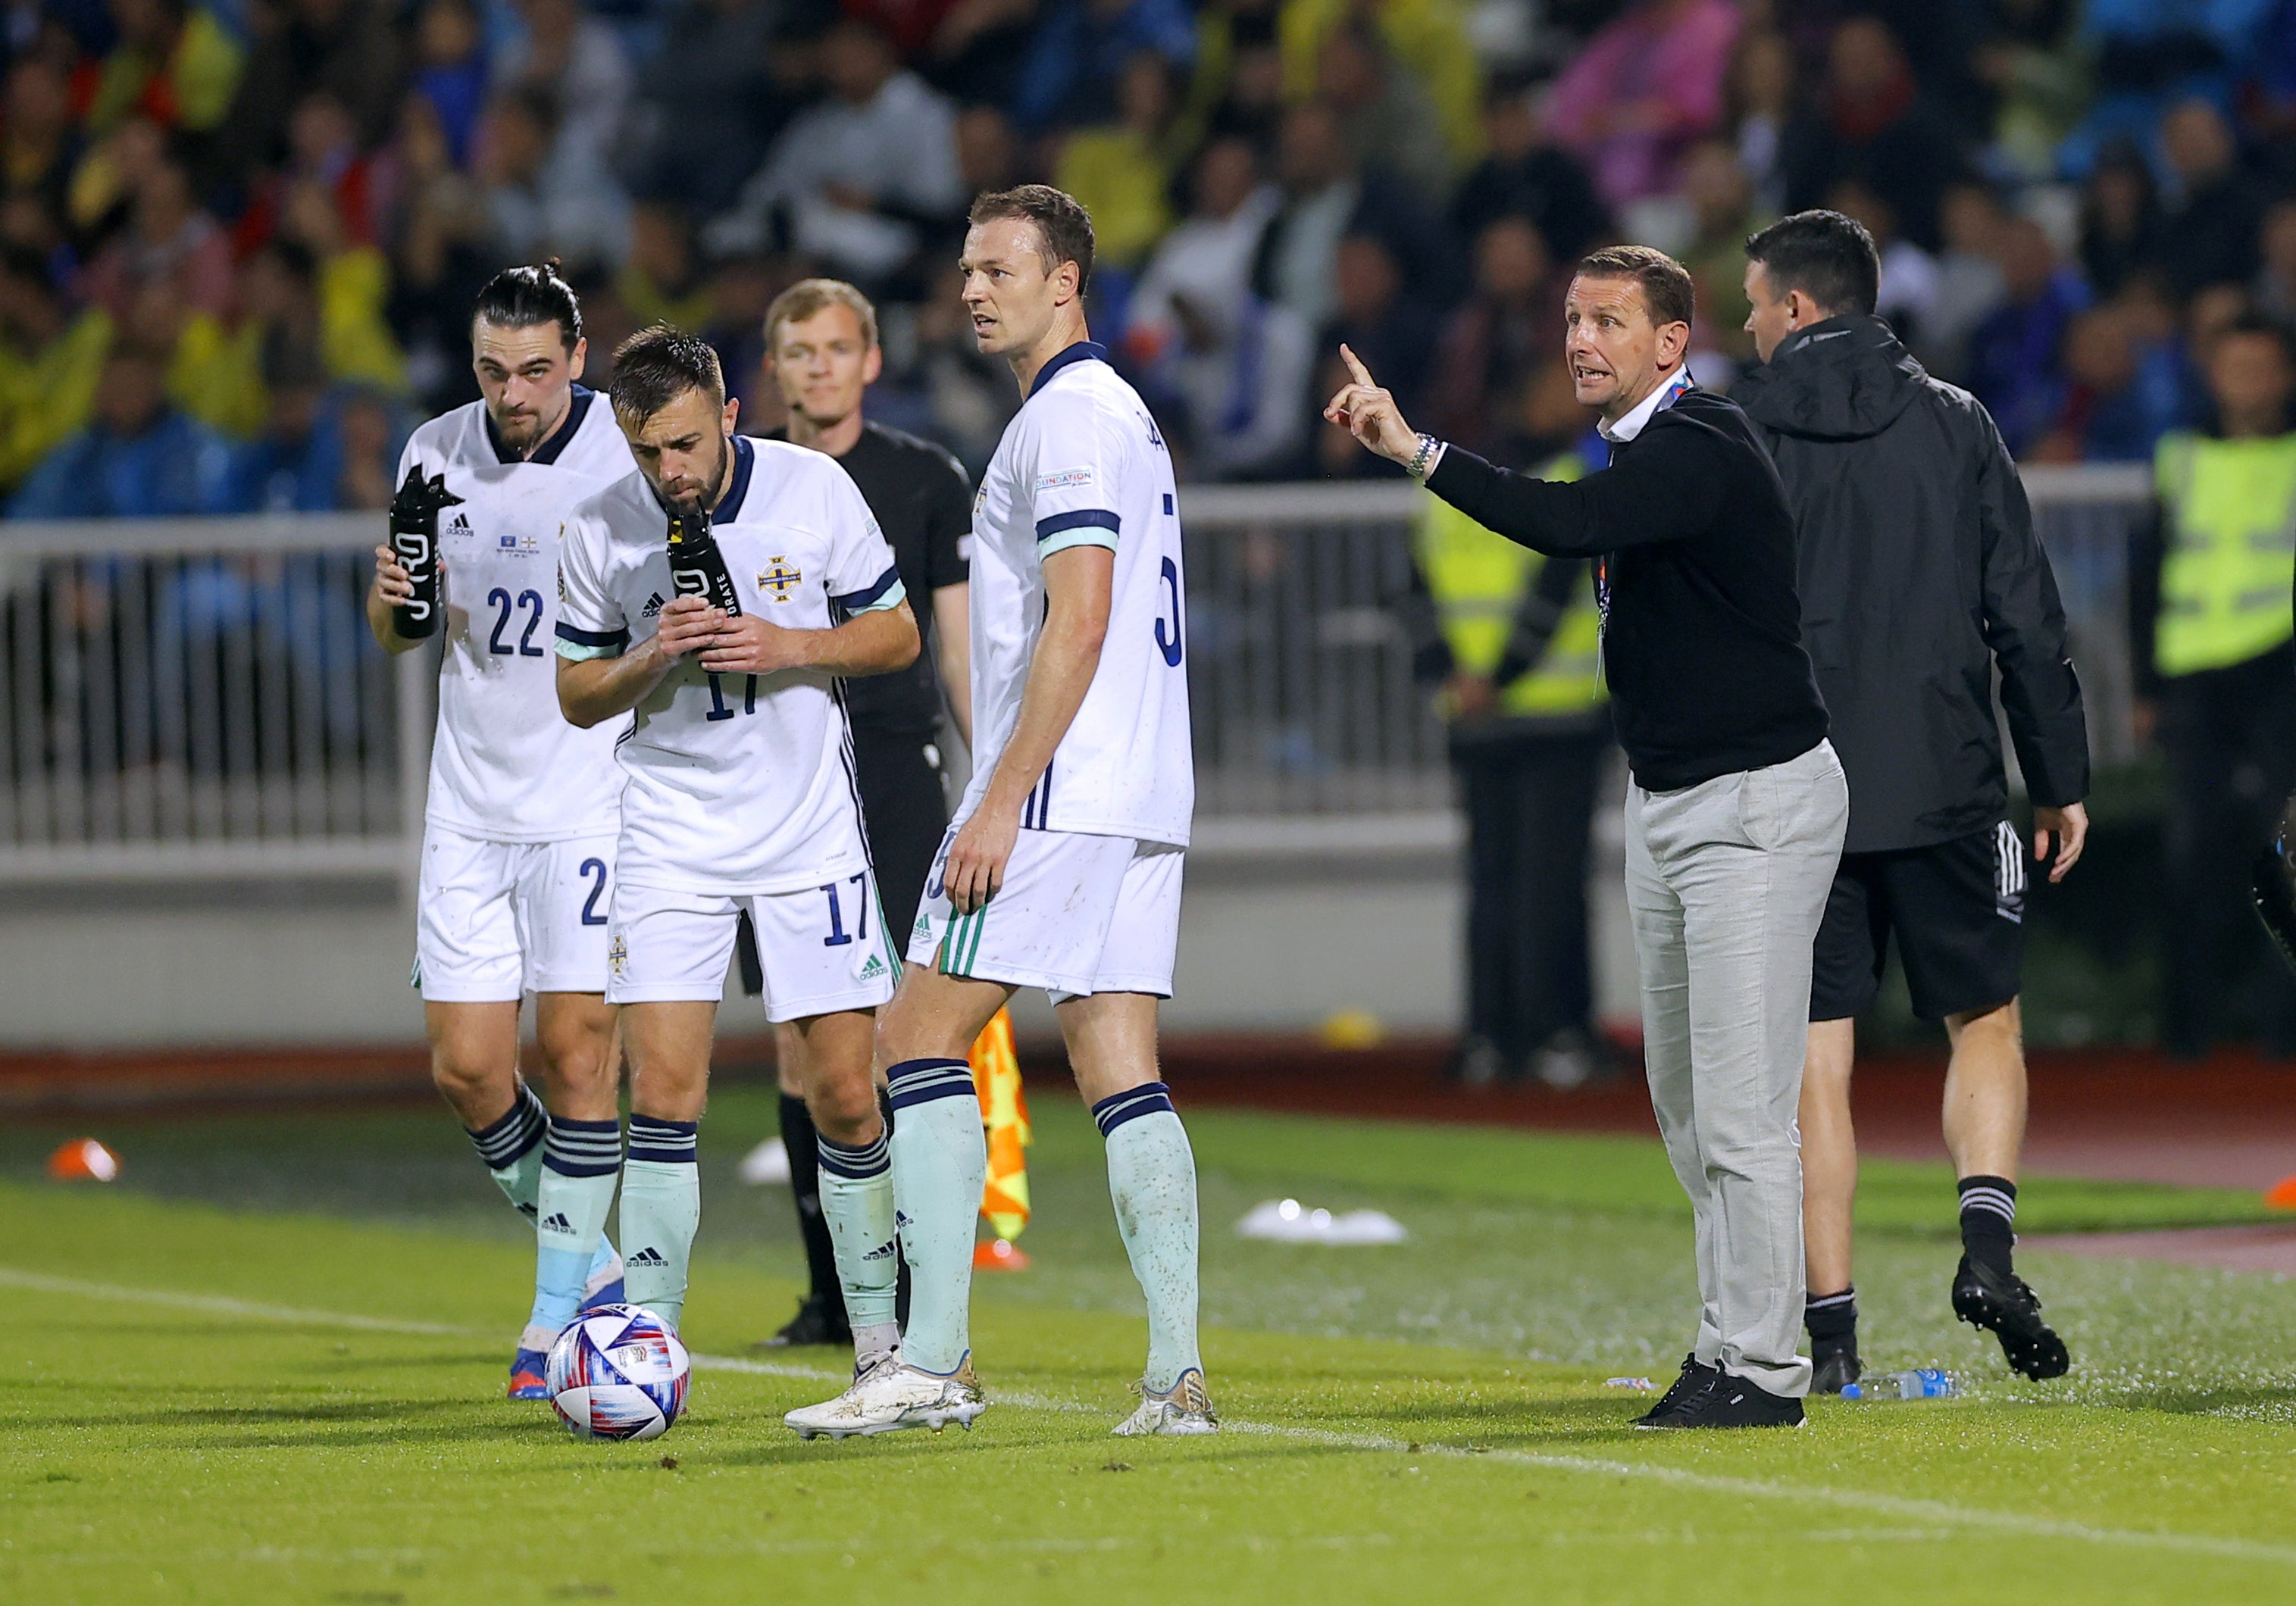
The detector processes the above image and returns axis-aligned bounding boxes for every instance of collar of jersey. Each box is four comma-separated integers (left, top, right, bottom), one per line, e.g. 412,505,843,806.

648,433,756,523
486,383,594,467
1028,340,1109,401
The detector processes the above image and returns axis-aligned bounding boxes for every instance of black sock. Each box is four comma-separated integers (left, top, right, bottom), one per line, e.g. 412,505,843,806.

1958,1174,2018,1276
1805,1286,1858,1351
780,1093,844,1311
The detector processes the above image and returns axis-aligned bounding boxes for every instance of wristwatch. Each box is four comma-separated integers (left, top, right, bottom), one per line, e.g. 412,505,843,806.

1406,433,1442,480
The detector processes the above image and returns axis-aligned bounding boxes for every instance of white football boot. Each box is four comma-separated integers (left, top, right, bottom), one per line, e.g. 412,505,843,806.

784,1353,987,1440
1112,1368,1218,1436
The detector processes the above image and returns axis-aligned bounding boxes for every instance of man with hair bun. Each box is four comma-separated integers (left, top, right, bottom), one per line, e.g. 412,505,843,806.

1329,242,1847,1430
366,263,641,1400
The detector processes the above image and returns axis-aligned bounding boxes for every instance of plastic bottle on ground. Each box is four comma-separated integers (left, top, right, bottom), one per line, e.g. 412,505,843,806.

1841,1368,1957,1401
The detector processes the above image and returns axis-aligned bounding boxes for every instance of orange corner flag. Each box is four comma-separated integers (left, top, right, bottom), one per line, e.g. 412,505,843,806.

970,1007,1031,1246
46,1139,119,1181
2266,1175,2296,1211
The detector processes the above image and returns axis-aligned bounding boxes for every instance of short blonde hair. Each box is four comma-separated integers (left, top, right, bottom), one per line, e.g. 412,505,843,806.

764,278,880,352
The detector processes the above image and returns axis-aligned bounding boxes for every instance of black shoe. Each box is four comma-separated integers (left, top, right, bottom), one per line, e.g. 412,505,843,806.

1810,1339,1862,1395
1631,1353,1721,1427
1654,1373,1806,1429
1952,1255,2069,1379
759,1294,851,1349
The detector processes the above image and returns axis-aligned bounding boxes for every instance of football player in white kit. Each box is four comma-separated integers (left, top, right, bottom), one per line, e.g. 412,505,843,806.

791,186,1210,1440
366,264,637,1399
555,329,920,1388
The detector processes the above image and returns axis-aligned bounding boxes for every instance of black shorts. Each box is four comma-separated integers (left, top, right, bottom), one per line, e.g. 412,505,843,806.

737,725,950,997
1809,823,2027,1023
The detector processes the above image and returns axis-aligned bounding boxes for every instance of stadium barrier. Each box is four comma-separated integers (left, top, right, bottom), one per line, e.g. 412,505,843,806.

0,466,2152,888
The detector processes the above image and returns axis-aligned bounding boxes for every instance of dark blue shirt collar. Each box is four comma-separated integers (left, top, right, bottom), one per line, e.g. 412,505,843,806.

486,383,594,466
1028,340,1108,401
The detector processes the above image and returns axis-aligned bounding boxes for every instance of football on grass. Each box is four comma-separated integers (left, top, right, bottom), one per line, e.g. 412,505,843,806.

546,1304,690,1441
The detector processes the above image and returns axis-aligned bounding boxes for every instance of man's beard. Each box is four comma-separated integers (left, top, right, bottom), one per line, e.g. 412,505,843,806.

489,395,562,456
661,435,730,512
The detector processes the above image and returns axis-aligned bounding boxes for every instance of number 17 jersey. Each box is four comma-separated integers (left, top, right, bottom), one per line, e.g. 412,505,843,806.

962,342,1193,846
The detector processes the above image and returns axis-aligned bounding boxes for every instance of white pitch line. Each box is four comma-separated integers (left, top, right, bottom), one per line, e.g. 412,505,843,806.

16,1265,2296,1568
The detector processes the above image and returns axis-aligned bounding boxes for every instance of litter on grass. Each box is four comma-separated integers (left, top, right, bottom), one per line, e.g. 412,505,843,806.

737,1138,791,1186
1603,1376,1654,1391
1236,1198,1408,1245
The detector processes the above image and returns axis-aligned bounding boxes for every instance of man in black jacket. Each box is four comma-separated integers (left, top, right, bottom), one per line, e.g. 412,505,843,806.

1329,245,1847,1430
1735,211,2090,1392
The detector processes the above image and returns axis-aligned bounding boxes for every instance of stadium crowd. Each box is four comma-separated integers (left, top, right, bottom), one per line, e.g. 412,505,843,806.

0,0,2294,511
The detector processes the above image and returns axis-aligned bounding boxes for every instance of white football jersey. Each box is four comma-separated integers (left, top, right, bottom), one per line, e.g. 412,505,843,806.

963,342,1193,845
555,436,908,894
399,386,635,843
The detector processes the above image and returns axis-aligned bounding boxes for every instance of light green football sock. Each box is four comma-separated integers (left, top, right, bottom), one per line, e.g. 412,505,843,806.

465,1083,546,1220
619,1114,700,1332
1096,1087,1203,1394
886,1059,987,1376
817,1129,899,1356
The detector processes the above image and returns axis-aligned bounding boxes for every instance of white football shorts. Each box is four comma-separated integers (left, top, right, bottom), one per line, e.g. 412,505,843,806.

908,827,1183,1001
414,826,619,1001
606,871,901,1020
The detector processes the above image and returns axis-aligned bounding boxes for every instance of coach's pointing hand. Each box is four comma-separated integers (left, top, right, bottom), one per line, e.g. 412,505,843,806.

1324,345,1421,466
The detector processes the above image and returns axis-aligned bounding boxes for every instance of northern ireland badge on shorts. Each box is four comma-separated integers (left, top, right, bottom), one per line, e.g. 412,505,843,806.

608,933,630,980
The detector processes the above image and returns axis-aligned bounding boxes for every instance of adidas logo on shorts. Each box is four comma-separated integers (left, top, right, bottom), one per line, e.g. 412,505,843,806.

628,1246,668,1268
859,955,887,979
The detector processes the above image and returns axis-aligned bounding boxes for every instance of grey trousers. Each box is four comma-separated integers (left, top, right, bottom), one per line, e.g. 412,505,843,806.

1625,739,1847,1398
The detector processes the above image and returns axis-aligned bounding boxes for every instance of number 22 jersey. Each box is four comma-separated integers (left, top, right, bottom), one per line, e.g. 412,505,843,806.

554,436,909,892
397,386,636,843
962,341,1193,846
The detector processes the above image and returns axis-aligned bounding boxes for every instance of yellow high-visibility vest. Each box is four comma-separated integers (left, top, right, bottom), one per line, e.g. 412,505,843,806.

2154,430,2296,677
1413,448,1606,717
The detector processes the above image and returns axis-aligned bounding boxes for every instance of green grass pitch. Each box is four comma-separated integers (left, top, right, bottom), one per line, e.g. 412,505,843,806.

5,1087,2296,1604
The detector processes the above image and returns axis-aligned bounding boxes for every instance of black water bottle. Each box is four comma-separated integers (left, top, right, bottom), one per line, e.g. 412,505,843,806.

388,467,463,639
665,500,742,617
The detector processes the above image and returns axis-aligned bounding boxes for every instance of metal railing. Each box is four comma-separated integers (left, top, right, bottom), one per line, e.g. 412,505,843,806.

0,469,2156,883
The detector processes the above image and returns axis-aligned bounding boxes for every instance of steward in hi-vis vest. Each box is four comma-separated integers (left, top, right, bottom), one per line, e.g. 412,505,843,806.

1400,434,1612,1091
2132,314,2296,1057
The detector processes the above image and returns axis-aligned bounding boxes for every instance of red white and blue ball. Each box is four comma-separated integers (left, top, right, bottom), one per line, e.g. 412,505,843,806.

546,1304,690,1441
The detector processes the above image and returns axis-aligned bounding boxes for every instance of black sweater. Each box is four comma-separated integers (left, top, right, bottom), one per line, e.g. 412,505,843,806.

1423,386,1828,790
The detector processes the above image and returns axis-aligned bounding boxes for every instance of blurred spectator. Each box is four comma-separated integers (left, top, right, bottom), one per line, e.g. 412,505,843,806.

278,173,407,392
1312,230,1436,476
2132,314,2296,1055
1317,20,1452,198
1173,0,1281,151
2155,97,2265,299
493,0,630,171
1724,27,1794,214
1827,177,1935,355
1428,212,1558,454
0,244,108,486
219,0,406,172
624,0,791,217
411,0,489,167
1278,0,1484,171
2079,141,2162,300
2,56,80,225
477,84,631,273
12,341,233,516
1253,99,1440,335
1782,16,1966,251
704,19,960,286
1450,77,1608,261
170,238,323,440
917,0,1042,111
232,91,380,251
1973,0,2088,180
1966,215,2090,456
1053,52,1181,272
1674,139,1764,370
1543,0,1741,211
77,147,230,320
83,0,242,139
616,198,711,329
334,386,397,509
1128,135,1309,475
893,257,1019,472
2065,0,2268,178
2032,302,2177,463
385,90,490,412
222,344,343,511
1012,0,1193,134
2257,197,2296,322
1923,181,2009,382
